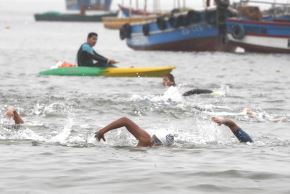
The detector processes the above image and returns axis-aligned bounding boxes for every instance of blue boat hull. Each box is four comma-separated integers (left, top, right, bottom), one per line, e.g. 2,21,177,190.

127,23,228,51
123,9,235,52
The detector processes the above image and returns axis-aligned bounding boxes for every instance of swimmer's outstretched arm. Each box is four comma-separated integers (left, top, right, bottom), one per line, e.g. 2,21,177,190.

5,106,24,124
95,117,153,147
212,117,253,143
212,117,240,133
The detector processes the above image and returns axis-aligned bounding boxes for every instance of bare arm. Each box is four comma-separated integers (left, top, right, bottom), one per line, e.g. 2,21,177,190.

95,117,153,147
212,116,253,143
5,107,24,124
212,117,240,133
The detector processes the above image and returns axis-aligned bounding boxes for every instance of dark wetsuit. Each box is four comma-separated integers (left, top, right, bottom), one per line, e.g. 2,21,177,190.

183,89,213,96
234,128,253,143
77,43,113,67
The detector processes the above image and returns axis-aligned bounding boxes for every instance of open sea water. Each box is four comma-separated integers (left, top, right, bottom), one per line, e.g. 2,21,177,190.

0,0,290,193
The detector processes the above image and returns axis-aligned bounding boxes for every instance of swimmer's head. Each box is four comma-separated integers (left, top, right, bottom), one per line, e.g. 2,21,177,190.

163,74,176,87
152,134,174,146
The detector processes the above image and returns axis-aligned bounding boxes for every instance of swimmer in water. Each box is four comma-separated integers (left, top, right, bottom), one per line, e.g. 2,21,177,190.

212,116,253,143
4,106,252,145
4,106,24,124
95,116,253,147
241,108,287,122
162,74,214,96
95,117,174,147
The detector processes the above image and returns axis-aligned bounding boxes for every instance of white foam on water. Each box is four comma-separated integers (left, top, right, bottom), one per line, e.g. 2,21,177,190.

48,117,74,144
130,86,184,103
0,125,44,142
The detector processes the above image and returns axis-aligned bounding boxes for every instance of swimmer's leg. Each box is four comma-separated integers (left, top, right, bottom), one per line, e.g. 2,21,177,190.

95,117,153,147
212,117,253,143
183,89,213,96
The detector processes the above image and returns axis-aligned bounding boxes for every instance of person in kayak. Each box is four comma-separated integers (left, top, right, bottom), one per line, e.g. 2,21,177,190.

162,74,214,96
77,32,117,67
95,116,253,147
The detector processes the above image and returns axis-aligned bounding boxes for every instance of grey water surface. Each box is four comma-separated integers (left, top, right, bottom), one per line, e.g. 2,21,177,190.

0,0,290,194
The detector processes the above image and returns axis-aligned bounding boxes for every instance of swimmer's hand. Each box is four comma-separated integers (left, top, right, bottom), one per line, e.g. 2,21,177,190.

4,106,24,124
212,116,230,126
5,106,16,119
212,116,239,131
95,130,106,142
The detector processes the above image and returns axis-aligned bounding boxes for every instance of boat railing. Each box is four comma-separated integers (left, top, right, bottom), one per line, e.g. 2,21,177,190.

238,0,290,17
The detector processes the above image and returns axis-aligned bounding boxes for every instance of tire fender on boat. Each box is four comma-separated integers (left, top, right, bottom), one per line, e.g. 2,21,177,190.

169,15,183,28
205,11,217,25
142,23,150,36
216,0,230,8
231,24,245,40
119,24,131,40
186,10,201,24
156,17,167,30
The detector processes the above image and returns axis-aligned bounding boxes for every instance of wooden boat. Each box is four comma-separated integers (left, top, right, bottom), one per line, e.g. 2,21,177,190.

102,16,157,29
118,4,153,16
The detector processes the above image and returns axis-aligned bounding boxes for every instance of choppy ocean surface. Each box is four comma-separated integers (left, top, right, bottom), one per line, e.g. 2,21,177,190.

1,0,290,193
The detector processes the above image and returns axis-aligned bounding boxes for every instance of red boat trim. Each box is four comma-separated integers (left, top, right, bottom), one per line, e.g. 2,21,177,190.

245,32,290,39
127,37,235,52
228,41,290,53
227,18,290,27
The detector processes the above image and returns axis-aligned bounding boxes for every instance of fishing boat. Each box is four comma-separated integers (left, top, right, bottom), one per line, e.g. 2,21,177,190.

102,0,161,30
226,1,290,53
118,4,153,16
119,0,236,51
34,0,117,22
102,16,157,30
39,62,175,77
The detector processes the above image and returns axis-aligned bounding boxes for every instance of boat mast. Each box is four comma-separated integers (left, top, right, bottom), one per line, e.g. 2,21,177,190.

129,0,132,16
144,0,148,12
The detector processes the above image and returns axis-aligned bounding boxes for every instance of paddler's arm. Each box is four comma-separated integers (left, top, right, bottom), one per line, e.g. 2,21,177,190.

95,117,153,146
93,51,117,65
212,117,253,143
82,44,110,65
5,106,24,124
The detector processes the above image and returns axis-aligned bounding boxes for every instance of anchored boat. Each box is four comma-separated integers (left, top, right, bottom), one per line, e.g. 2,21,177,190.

226,1,290,53
34,0,117,22
226,18,290,53
119,1,236,51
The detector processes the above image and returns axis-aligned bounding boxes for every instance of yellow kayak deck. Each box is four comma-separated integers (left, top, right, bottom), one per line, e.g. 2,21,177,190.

104,66,175,77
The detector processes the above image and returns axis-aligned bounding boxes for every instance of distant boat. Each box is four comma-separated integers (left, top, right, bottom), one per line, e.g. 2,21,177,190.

34,12,117,22
119,5,236,51
34,0,117,22
66,0,112,11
